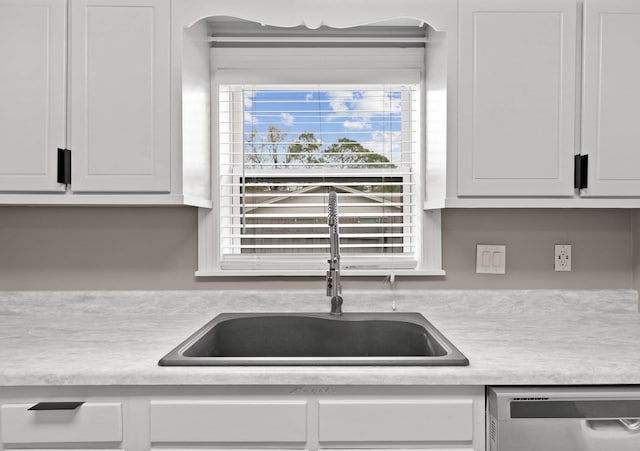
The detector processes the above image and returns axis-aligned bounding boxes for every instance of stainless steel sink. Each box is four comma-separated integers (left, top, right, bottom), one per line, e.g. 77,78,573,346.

159,312,469,366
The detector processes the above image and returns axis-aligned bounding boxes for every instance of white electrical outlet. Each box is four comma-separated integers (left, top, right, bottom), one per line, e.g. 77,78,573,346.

476,244,506,274
555,244,572,271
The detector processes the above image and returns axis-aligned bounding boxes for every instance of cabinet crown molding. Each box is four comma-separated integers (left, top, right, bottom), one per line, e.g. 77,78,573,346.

175,0,454,32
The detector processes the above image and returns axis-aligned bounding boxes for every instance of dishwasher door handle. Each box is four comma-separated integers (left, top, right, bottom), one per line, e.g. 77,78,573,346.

584,418,640,434
618,419,640,432
580,419,640,451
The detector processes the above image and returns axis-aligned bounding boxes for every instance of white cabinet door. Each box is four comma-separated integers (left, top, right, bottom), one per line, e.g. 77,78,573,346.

69,0,170,192
581,0,640,197
318,399,473,443
149,400,307,443
458,0,577,197
0,0,66,192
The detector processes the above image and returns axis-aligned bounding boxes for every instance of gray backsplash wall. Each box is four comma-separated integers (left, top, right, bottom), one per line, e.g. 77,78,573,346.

633,210,640,292
0,207,633,290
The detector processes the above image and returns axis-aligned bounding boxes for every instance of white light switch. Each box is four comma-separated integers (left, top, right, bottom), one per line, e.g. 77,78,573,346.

476,244,506,274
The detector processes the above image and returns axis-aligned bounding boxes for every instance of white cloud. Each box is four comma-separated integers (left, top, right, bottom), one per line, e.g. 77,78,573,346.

325,90,402,130
362,130,403,159
327,91,352,116
343,120,370,130
244,92,255,109
280,112,295,126
352,91,402,117
305,93,314,101
244,112,258,125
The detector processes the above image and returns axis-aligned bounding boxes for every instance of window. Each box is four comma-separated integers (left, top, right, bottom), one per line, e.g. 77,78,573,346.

219,84,418,271
197,23,443,276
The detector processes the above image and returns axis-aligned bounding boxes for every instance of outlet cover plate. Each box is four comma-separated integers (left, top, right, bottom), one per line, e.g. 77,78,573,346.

476,244,506,274
555,244,572,271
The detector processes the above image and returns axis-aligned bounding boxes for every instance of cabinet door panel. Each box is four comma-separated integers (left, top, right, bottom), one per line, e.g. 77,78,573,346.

0,0,66,192
318,399,473,443
582,0,640,197
149,400,307,443
458,0,577,197
322,449,472,451
70,0,170,192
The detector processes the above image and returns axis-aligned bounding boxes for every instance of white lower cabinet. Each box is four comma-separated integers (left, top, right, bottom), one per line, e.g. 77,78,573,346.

0,386,484,451
149,400,308,443
318,400,473,443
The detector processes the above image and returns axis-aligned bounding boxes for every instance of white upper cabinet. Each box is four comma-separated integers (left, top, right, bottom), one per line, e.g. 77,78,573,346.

0,0,211,205
581,0,640,197
5,0,640,206
69,0,170,192
0,0,66,192
457,0,577,197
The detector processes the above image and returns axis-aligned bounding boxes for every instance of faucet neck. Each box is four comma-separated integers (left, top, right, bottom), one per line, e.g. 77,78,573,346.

327,190,343,314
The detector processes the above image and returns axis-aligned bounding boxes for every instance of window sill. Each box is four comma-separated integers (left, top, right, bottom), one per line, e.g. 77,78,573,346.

195,269,446,277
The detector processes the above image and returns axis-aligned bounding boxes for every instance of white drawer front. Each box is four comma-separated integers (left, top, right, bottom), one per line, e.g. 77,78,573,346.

318,399,473,443
0,402,122,445
321,449,473,451
150,400,307,443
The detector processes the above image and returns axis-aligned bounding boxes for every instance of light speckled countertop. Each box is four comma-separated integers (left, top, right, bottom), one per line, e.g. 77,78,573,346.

0,290,638,386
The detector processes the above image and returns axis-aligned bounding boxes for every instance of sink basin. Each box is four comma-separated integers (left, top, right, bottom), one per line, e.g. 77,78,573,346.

159,312,468,366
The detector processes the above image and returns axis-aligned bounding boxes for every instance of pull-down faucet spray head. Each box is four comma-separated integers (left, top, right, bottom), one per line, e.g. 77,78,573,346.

327,189,343,315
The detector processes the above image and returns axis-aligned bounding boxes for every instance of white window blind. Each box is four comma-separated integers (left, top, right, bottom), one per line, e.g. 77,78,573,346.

218,84,421,271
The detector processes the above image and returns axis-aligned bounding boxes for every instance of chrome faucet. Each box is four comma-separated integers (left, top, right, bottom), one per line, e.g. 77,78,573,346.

326,189,343,315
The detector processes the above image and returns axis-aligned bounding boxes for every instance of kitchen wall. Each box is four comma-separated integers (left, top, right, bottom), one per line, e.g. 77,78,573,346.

633,210,640,292
0,207,633,290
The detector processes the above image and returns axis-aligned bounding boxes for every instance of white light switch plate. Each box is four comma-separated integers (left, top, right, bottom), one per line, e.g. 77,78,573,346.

476,244,506,274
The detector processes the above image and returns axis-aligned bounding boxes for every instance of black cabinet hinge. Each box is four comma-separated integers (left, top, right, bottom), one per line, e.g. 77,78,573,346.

574,154,588,189
57,148,71,185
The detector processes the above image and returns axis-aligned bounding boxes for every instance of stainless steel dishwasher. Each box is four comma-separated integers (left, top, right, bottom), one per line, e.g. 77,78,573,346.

488,386,640,450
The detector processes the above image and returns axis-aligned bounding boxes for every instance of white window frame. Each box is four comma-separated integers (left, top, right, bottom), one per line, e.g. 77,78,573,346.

197,47,444,277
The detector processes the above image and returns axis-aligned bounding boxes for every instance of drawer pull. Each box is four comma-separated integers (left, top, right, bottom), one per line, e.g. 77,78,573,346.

28,401,84,411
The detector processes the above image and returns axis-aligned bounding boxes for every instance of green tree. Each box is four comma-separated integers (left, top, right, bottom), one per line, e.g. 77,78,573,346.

286,132,322,166
322,138,394,169
285,134,395,169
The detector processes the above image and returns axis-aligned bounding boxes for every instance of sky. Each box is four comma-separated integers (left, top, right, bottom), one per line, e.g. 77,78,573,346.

242,88,408,163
